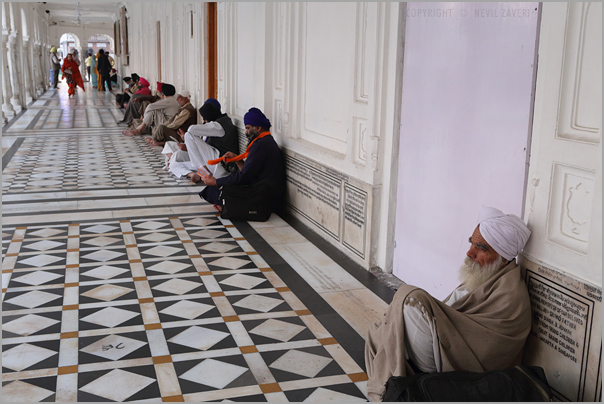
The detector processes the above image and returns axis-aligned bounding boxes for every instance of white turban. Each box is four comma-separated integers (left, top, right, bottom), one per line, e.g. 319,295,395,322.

478,207,531,261
177,90,190,98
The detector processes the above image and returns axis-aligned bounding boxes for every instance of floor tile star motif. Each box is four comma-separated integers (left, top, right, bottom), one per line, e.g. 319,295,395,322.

250,319,306,342
3,314,60,336
269,350,333,378
5,290,62,309
2,343,58,372
152,278,200,295
81,265,129,280
190,229,227,239
81,249,126,262
79,369,155,402
304,387,367,402
18,254,64,267
159,300,214,320
1,380,55,402
11,270,62,286
233,294,284,313
137,232,176,243
21,239,65,251
81,284,134,301
208,256,251,270
182,217,220,227
80,306,140,328
26,228,66,238
80,334,147,361
146,260,191,274
180,358,248,389
81,236,123,247
81,224,120,234
142,245,183,257
134,221,170,230
168,326,229,350
219,274,267,290
200,241,238,253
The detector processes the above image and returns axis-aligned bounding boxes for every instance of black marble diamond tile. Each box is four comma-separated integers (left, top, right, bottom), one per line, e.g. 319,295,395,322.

154,296,221,323
77,365,161,402
162,322,237,355
283,383,367,402
241,316,316,346
173,355,256,394
79,280,138,304
2,339,61,374
259,346,346,383
147,275,207,298
226,292,292,316
78,303,143,331
2,310,63,338
78,330,152,364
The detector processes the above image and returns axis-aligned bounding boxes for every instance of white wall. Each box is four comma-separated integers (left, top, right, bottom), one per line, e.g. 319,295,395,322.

216,3,401,269
394,2,540,298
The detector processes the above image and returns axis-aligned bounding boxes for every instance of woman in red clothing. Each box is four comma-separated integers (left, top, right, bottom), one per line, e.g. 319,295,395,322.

61,53,85,97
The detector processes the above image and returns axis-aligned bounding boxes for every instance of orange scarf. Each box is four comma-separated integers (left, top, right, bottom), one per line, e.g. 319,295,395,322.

207,131,271,165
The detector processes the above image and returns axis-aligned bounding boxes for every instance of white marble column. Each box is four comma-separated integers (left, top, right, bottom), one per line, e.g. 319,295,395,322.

6,33,23,112
22,35,34,103
76,45,86,82
2,32,16,118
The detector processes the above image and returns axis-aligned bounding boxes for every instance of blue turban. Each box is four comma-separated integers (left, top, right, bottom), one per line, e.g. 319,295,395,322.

244,107,271,129
205,98,221,111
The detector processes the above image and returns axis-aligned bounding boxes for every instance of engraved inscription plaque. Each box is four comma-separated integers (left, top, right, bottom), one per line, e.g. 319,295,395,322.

522,263,602,401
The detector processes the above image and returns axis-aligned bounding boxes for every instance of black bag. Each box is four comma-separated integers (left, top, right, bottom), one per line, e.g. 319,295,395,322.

381,365,552,402
220,183,272,222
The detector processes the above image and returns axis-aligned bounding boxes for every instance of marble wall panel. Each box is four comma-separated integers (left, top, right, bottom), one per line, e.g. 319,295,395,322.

283,148,372,265
521,258,602,401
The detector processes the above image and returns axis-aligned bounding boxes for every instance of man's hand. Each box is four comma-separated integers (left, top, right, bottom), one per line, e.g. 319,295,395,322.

199,172,217,187
177,128,186,140
178,143,187,151
221,151,238,161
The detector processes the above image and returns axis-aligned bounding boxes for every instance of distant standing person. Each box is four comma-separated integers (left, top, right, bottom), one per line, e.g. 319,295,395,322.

84,52,92,81
96,49,112,92
49,47,61,88
90,51,97,87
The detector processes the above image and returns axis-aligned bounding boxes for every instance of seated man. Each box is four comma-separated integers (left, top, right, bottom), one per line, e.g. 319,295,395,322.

198,107,286,214
160,98,238,181
122,83,179,136
365,207,532,401
115,76,133,109
144,90,197,147
118,74,153,124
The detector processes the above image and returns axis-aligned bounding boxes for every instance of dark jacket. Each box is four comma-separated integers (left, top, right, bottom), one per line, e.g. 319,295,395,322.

209,114,240,155
97,54,111,76
216,134,286,212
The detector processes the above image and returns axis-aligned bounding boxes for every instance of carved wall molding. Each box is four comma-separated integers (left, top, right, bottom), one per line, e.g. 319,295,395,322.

557,2,602,144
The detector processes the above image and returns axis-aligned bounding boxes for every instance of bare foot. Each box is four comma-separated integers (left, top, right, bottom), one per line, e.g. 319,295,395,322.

144,137,153,144
151,140,164,146
122,130,139,136
187,172,201,183
213,204,223,213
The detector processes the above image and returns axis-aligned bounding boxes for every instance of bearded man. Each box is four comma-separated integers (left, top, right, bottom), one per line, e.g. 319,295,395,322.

197,107,286,214
365,207,532,401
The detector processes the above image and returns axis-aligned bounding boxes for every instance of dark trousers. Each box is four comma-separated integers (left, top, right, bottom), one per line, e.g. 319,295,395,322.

101,74,112,91
52,69,60,88
200,186,222,206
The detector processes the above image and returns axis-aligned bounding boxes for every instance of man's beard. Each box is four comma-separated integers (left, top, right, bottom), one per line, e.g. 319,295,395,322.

458,255,507,291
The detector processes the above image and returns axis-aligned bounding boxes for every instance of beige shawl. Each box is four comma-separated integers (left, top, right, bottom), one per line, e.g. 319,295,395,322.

365,261,531,401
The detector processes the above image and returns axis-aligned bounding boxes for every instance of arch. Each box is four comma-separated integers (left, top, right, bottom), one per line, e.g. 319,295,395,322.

87,33,115,56
59,32,81,57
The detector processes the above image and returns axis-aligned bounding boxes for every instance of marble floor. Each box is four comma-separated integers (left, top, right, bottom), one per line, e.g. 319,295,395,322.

1,83,395,402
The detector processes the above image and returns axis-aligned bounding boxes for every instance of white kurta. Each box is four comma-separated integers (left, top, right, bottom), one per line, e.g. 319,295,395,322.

161,121,229,179
402,285,469,372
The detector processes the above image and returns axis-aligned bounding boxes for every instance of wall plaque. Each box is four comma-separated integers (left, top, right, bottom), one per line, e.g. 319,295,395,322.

522,262,602,401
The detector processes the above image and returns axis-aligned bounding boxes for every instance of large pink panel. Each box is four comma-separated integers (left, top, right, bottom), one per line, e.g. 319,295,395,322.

394,2,539,299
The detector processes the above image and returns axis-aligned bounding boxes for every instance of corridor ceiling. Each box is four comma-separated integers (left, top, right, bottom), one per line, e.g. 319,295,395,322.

41,2,121,28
